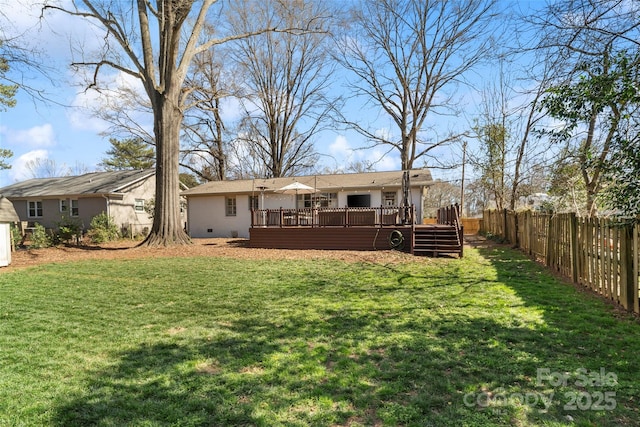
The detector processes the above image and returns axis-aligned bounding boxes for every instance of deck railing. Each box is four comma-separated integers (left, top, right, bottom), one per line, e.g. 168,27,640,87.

251,205,415,228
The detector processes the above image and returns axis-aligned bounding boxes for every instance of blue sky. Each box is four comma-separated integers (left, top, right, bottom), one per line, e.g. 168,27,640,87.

0,1,510,188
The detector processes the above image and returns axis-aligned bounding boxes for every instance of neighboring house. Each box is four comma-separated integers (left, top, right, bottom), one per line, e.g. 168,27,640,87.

0,169,157,236
183,169,433,239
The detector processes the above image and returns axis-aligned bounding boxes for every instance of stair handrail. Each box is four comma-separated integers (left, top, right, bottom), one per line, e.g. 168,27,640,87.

436,203,463,257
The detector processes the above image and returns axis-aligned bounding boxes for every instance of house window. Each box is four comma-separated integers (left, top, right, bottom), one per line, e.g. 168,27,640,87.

135,199,145,212
383,191,397,206
298,192,338,208
249,195,259,211
225,197,237,216
28,201,43,218
61,199,79,216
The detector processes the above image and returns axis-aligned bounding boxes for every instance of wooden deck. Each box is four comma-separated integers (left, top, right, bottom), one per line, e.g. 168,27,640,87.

248,204,463,256
249,226,413,251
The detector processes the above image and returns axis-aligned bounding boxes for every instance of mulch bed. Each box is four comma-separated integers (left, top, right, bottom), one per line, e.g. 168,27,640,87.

2,238,427,272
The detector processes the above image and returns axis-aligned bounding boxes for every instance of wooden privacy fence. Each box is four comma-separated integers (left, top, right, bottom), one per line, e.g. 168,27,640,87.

481,209,640,315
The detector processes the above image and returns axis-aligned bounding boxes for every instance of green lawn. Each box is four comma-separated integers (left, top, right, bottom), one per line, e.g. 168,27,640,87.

0,245,639,426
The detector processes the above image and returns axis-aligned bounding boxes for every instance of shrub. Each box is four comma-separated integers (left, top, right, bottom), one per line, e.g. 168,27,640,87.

88,212,121,244
29,223,52,249
56,216,83,244
9,223,22,248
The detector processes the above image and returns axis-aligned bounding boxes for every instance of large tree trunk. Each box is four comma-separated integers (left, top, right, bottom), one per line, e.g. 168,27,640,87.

141,91,191,246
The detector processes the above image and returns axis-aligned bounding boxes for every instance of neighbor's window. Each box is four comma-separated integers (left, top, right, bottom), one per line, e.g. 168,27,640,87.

249,195,259,211
60,199,68,213
28,201,43,218
225,197,237,216
70,199,79,217
135,199,145,212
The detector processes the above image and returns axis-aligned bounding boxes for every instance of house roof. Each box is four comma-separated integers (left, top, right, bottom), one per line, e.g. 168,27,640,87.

0,196,19,222
182,169,433,196
0,169,155,199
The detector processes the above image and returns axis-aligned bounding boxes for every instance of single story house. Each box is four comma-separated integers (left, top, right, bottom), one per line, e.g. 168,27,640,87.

0,169,157,236
183,169,433,239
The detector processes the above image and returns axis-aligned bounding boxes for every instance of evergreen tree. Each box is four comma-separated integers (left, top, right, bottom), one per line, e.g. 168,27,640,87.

100,138,155,171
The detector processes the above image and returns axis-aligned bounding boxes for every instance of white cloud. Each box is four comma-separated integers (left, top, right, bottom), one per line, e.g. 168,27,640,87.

367,148,400,171
1,124,57,149
68,71,151,134
324,134,401,172
220,97,244,122
10,149,49,182
328,135,354,161
374,127,393,142
67,90,112,133
1,0,104,64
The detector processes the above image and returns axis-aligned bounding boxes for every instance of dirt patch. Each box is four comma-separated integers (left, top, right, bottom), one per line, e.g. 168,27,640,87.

2,238,426,272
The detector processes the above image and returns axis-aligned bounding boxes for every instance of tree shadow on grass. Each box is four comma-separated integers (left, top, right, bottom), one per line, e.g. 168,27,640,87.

49,321,501,425
50,243,640,426
51,287,632,425
474,243,640,426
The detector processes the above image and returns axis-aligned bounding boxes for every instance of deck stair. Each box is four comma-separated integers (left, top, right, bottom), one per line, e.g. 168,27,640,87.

412,203,464,257
412,225,463,257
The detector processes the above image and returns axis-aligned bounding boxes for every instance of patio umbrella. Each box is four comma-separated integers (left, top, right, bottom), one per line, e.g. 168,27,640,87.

275,182,318,208
275,182,317,194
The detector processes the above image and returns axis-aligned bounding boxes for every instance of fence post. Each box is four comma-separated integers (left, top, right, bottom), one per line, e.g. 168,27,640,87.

502,208,508,242
545,215,553,267
634,221,639,314
569,212,578,283
619,224,634,311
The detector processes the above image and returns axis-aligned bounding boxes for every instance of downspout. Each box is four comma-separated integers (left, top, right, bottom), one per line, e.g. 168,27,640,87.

102,195,111,233
102,195,111,217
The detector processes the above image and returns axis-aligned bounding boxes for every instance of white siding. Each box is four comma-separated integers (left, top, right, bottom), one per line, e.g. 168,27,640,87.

187,187,427,238
187,195,253,238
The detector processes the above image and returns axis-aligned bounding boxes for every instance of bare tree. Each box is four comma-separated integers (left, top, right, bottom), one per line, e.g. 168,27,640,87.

43,0,306,245
531,0,640,215
0,1,59,103
90,37,231,183
470,60,552,211
531,0,639,67
335,0,499,171
423,180,460,218
227,0,336,178
25,157,71,178
181,38,233,182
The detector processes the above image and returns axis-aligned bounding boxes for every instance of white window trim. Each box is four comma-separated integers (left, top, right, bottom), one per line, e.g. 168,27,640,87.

225,196,237,216
383,191,397,206
249,195,259,211
28,200,43,218
70,199,79,217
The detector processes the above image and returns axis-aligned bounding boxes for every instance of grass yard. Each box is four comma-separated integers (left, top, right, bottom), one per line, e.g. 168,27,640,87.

0,244,639,426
